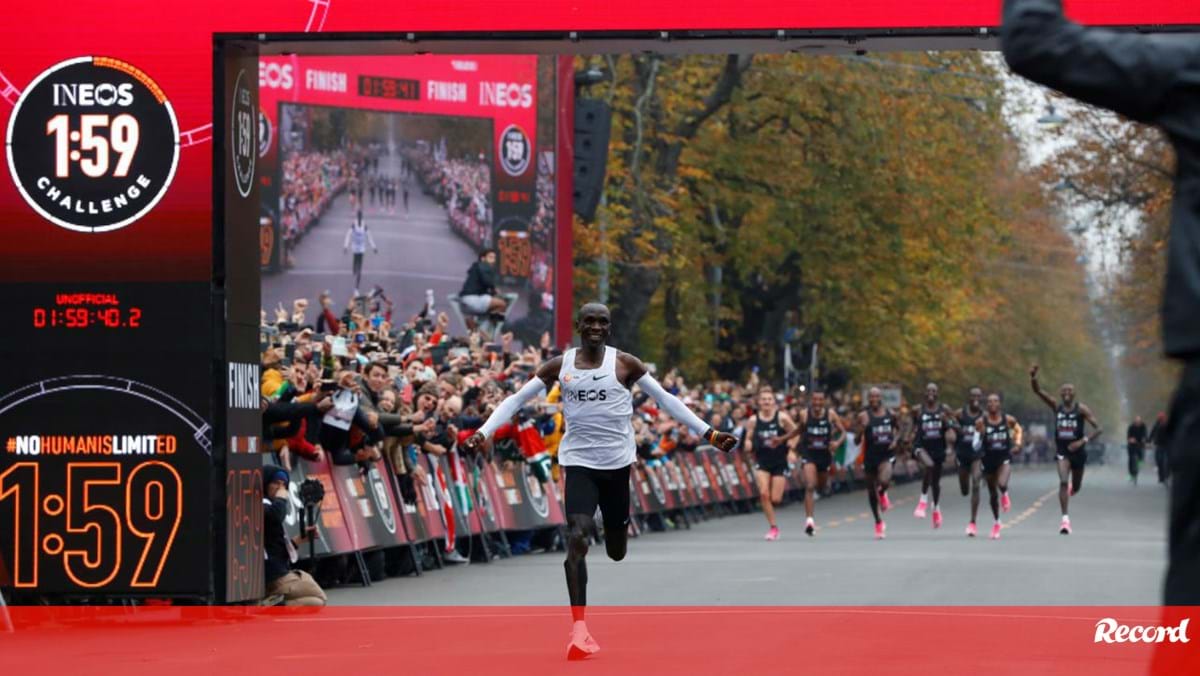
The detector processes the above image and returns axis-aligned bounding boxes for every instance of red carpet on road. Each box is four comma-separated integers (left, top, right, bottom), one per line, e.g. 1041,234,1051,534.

3,606,1196,675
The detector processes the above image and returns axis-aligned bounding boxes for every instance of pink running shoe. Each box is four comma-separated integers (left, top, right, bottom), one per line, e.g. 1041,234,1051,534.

765,526,780,541
990,523,1002,540
913,498,928,519
932,509,943,529
567,624,600,661
880,490,892,512
966,522,977,537
805,518,816,536
1060,517,1071,535
874,521,886,539
1001,492,1012,513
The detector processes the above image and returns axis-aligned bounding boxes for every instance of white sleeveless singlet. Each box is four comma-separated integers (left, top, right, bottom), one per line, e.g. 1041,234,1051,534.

556,346,636,470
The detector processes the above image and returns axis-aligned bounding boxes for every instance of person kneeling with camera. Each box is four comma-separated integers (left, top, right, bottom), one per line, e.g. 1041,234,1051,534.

263,465,327,607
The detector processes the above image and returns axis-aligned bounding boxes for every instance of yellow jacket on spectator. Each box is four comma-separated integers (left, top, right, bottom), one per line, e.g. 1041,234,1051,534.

543,384,565,456
261,368,285,400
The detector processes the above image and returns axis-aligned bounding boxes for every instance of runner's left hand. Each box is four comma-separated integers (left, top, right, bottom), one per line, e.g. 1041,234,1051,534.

712,431,738,453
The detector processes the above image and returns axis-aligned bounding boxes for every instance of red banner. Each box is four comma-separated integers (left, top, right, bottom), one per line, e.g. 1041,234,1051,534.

4,606,1197,675
257,53,538,185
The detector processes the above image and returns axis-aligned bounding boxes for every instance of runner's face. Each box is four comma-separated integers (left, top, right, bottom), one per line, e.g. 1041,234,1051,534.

925,384,939,404
969,389,982,408
577,308,611,348
987,394,1001,414
758,393,775,413
1060,384,1075,405
811,392,826,411
868,389,881,408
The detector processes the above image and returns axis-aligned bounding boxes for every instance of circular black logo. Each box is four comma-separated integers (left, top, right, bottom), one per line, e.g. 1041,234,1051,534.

498,124,530,177
231,69,255,198
257,110,273,159
5,57,179,233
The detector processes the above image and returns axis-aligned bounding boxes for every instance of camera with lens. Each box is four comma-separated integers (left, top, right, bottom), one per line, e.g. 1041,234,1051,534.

299,478,325,507
297,478,325,549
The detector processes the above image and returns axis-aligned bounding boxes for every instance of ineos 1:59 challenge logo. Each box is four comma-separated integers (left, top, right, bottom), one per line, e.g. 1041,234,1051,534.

499,124,530,177
5,57,180,233
231,69,255,199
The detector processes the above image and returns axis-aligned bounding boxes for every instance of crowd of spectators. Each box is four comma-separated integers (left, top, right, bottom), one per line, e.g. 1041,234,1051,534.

258,291,929,522
403,145,492,248
528,163,556,297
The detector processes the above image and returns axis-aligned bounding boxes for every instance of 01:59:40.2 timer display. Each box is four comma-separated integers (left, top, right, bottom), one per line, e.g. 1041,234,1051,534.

33,307,142,329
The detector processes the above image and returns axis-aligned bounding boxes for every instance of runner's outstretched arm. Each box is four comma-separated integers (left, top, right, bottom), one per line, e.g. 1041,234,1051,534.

1029,365,1058,411
618,353,737,452
464,357,561,449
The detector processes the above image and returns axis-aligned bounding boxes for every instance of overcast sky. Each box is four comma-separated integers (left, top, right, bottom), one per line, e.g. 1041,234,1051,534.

991,51,1135,289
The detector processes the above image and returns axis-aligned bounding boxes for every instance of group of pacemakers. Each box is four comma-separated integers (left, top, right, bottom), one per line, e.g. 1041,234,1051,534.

742,365,1100,542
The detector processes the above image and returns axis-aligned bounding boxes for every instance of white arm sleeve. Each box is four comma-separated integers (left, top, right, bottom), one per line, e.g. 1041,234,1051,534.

477,378,547,439
636,374,711,437
972,427,983,452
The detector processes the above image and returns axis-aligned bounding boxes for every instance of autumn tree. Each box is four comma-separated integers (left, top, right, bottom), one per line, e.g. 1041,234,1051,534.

574,51,1118,425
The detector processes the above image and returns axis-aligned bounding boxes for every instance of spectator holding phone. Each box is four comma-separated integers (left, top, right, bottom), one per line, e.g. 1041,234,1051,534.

318,370,384,465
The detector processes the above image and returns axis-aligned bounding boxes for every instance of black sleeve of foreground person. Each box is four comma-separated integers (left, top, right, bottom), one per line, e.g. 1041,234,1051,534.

1000,0,1196,124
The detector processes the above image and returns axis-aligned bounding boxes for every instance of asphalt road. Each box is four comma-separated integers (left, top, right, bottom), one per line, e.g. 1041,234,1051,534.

332,462,1169,605
262,151,527,333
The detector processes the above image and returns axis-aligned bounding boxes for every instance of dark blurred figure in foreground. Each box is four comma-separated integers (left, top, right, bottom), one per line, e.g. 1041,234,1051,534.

1149,412,1170,484
1002,0,1200,604
1127,416,1148,485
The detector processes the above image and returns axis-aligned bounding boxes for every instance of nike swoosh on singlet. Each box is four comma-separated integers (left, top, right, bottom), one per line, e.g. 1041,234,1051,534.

591,374,607,381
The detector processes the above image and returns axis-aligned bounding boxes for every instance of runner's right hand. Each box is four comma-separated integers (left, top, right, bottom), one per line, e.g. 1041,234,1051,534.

463,432,485,451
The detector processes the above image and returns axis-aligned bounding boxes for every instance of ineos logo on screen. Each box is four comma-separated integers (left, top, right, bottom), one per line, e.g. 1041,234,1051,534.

5,57,180,233
480,82,533,108
258,62,294,90
231,69,255,199
499,124,531,177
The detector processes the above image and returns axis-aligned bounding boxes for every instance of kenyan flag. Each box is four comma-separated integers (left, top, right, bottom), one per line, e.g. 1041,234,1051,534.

449,450,473,514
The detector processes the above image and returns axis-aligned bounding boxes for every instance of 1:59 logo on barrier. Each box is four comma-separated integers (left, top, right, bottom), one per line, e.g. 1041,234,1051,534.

5,57,179,233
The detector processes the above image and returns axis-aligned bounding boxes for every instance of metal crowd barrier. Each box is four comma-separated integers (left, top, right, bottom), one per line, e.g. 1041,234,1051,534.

262,446,772,587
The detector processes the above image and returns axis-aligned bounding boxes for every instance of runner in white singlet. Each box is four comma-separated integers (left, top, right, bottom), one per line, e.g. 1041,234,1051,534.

465,303,738,661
